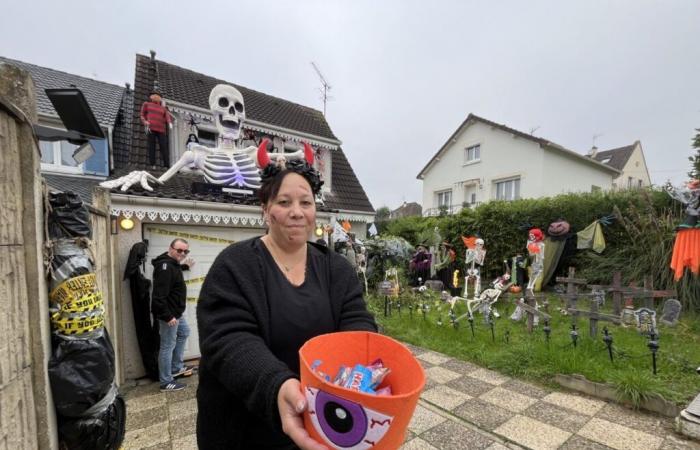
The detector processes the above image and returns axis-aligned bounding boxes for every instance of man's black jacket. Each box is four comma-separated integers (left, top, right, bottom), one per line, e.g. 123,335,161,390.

151,252,186,322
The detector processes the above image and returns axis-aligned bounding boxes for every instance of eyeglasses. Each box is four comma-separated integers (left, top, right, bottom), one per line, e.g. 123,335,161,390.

172,248,190,255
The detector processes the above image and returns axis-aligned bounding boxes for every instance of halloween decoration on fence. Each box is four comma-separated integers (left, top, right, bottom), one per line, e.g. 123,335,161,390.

664,179,700,280
124,241,159,380
462,236,486,297
102,84,316,196
46,191,125,449
526,228,545,294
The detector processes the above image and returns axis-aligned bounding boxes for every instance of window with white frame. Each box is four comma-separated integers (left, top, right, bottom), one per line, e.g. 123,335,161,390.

39,140,82,173
464,144,481,164
436,190,452,208
495,178,520,201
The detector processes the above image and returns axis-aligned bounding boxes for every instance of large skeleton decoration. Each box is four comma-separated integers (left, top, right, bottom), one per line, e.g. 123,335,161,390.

463,237,486,297
101,84,311,193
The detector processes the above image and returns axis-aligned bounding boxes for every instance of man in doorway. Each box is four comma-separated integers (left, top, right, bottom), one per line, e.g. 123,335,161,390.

152,238,194,391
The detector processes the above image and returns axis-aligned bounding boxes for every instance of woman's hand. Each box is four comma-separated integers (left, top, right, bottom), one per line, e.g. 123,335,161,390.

277,378,328,450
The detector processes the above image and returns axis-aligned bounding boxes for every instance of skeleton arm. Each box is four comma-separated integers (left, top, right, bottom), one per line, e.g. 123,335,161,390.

99,171,162,192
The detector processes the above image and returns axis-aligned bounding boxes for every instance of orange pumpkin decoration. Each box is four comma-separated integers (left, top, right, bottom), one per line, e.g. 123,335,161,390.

509,285,522,294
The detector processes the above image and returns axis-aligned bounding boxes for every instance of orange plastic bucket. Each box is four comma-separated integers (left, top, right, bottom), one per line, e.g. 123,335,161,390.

299,331,425,450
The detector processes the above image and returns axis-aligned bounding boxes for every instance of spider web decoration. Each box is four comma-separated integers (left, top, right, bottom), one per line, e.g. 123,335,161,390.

186,113,201,133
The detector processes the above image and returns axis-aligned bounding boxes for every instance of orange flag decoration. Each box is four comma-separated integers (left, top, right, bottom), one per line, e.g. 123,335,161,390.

342,220,352,231
300,332,425,450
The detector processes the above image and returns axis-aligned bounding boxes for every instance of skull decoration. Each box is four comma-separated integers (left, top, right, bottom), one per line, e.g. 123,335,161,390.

209,84,245,141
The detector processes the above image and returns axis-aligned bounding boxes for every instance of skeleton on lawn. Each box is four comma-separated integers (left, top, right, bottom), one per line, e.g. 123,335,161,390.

100,84,311,193
462,237,486,297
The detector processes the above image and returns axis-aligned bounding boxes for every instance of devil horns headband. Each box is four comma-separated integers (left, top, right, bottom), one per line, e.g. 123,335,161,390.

256,138,324,194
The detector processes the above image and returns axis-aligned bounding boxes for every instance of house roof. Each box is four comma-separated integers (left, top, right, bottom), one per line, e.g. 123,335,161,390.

109,53,373,214
0,56,126,127
417,113,620,179
592,142,638,171
43,173,104,205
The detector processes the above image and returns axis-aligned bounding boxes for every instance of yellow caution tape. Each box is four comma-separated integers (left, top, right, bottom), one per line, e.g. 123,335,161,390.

49,274,98,304
146,227,236,244
51,313,105,335
185,276,207,286
60,292,104,314
186,296,198,303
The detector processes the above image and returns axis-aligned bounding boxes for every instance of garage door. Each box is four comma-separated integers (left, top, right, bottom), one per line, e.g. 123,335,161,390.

144,223,263,359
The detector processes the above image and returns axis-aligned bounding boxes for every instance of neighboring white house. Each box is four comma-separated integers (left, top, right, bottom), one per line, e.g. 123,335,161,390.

589,140,651,190
417,114,621,216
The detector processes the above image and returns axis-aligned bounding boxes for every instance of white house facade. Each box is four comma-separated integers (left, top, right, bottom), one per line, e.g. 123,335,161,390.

417,114,620,216
591,141,651,190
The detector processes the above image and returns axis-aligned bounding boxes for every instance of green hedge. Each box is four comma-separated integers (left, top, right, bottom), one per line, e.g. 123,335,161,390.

383,189,700,311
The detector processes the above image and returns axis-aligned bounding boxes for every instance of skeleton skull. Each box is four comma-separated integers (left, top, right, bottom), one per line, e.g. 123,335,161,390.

209,84,245,141
475,238,485,249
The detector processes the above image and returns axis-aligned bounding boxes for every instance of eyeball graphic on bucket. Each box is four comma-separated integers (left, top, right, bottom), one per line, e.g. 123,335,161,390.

305,387,393,449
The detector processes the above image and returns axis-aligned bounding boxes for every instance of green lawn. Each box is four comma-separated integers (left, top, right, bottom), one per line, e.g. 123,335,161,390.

367,291,700,407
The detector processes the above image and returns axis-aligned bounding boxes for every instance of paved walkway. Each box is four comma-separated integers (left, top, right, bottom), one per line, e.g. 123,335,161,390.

121,345,699,449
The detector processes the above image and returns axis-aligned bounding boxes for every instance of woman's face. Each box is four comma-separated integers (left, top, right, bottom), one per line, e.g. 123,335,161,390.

263,172,316,247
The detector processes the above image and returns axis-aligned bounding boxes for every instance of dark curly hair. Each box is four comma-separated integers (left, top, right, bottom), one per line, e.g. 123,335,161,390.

258,159,324,205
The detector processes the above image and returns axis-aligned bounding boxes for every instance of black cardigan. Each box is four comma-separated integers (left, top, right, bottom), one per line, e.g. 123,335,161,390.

196,237,377,449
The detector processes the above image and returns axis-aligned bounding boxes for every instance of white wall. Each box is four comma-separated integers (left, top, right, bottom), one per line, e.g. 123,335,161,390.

616,144,651,188
422,121,615,210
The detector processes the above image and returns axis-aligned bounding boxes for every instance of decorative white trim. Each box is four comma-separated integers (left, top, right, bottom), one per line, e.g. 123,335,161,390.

110,202,266,228
334,212,376,223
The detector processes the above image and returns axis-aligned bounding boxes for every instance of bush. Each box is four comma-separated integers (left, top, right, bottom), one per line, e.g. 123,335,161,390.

383,188,700,311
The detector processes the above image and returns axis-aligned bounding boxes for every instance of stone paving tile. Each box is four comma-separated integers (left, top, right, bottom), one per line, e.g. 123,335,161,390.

595,402,671,437
494,415,572,450
400,437,440,449
468,368,510,386
122,382,161,400
163,379,198,403
419,359,434,370
440,358,480,374
416,350,452,365
480,387,538,413
420,385,471,411
577,417,664,450
421,419,494,450
402,342,425,356
123,422,171,449
485,443,511,450
172,433,198,450
142,443,171,450
453,398,514,431
424,366,462,384
126,393,167,415
523,401,590,434
542,391,606,416
404,429,416,443
423,376,438,390
447,375,497,397
559,435,614,450
168,397,198,421
659,435,700,450
125,404,168,433
169,411,197,441
408,404,447,434
500,378,551,399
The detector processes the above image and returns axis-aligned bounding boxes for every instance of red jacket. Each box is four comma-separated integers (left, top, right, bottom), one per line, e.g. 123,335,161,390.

140,101,172,134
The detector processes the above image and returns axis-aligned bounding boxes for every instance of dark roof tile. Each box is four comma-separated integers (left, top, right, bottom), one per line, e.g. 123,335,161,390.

593,143,637,171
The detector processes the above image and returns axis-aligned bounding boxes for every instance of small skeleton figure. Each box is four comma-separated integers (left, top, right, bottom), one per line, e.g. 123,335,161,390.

526,228,545,295
467,272,511,322
101,84,310,194
463,237,486,297
356,246,368,293
664,179,700,228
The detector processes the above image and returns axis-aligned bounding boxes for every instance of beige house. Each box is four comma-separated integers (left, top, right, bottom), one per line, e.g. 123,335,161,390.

589,140,651,189
417,114,620,216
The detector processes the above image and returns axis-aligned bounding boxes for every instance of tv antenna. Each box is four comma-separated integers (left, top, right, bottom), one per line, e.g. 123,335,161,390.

592,133,604,147
311,62,332,116
529,126,540,135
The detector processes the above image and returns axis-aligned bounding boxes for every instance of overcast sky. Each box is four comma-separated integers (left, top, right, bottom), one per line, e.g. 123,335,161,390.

2,0,699,210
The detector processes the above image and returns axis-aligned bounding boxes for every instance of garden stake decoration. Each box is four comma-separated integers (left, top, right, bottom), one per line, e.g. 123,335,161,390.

449,309,458,330
543,319,551,345
397,300,402,316
648,330,659,375
488,310,496,343
570,324,579,348
409,303,413,319
468,315,475,338
504,329,510,344
603,327,614,362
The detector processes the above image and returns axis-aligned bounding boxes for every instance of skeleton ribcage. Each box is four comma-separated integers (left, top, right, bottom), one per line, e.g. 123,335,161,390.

202,152,261,189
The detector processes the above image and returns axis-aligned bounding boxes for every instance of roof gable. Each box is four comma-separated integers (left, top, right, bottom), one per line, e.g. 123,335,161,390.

593,142,637,171
0,56,125,127
417,113,619,178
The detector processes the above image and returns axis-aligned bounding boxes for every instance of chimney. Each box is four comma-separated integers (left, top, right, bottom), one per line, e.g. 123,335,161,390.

587,145,598,158
125,82,131,92
149,49,156,61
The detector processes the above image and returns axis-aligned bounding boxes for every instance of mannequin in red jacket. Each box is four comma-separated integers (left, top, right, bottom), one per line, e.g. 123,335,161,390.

140,91,173,168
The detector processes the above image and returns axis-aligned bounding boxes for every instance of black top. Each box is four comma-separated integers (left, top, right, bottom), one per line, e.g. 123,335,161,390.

258,240,335,375
150,252,186,321
196,238,377,450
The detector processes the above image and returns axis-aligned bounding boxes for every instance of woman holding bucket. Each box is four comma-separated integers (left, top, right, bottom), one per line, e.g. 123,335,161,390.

196,140,377,449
